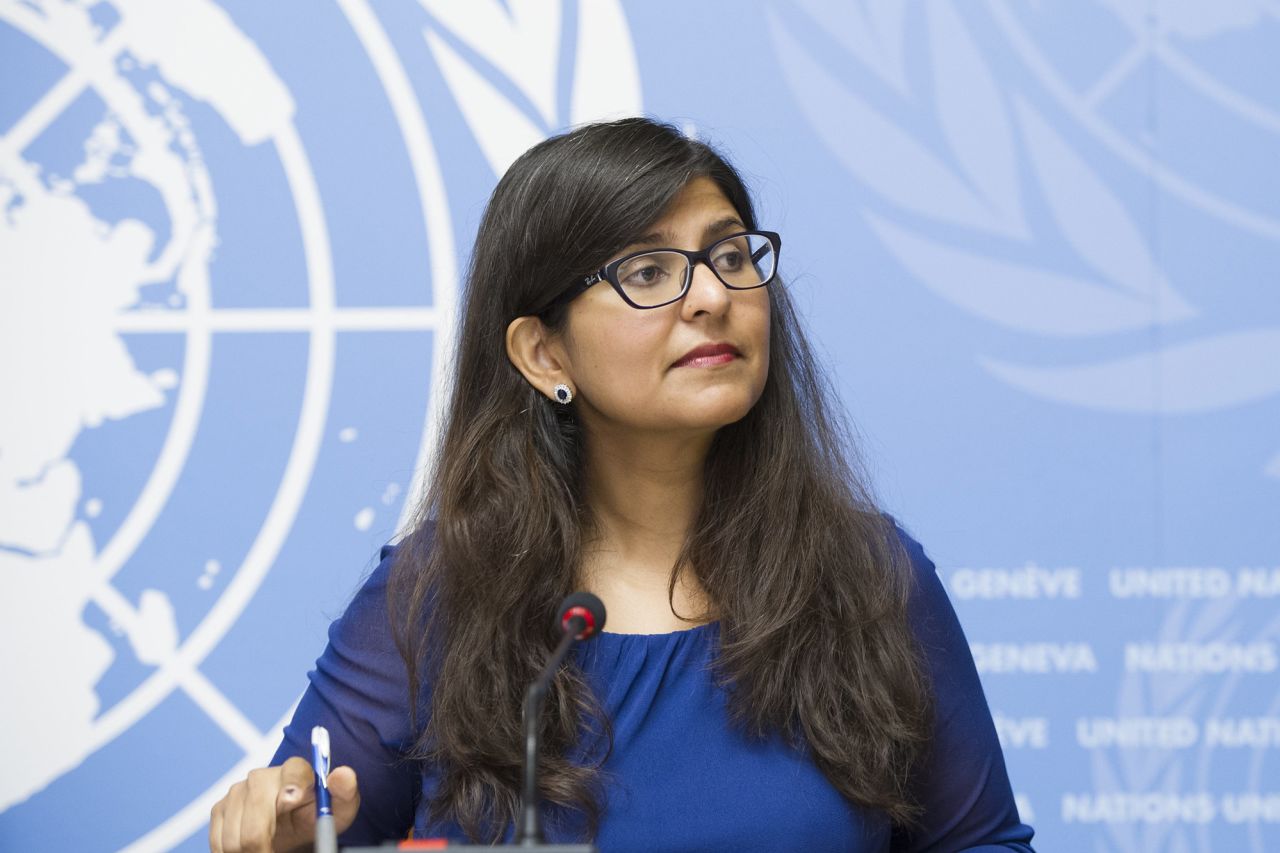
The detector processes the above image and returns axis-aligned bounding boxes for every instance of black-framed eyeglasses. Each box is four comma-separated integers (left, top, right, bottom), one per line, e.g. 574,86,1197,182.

541,230,782,312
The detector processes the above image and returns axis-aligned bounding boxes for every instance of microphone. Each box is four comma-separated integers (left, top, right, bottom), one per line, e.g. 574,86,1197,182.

517,592,607,846
557,592,606,641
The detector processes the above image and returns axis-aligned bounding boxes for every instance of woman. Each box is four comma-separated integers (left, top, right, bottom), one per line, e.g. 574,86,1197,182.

209,117,1035,851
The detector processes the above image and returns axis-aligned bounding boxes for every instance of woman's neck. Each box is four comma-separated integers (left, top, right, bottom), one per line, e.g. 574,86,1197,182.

578,426,715,631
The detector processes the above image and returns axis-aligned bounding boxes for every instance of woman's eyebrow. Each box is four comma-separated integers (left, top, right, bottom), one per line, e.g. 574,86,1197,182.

703,216,746,240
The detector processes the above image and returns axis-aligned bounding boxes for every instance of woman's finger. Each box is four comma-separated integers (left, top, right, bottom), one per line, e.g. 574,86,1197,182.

278,755,315,800
238,767,280,852
273,756,320,850
328,766,361,834
219,780,245,852
208,798,224,853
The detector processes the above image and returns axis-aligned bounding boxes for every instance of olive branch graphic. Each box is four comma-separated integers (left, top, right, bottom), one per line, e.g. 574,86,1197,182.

419,0,642,177
768,1,1280,481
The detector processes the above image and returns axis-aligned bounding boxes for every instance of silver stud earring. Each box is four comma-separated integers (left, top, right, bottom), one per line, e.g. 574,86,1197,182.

553,383,573,404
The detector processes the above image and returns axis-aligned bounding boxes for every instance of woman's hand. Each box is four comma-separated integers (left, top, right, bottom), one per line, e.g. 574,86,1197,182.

209,755,360,852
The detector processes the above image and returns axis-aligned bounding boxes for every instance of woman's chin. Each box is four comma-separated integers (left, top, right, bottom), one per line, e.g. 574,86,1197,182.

668,393,761,432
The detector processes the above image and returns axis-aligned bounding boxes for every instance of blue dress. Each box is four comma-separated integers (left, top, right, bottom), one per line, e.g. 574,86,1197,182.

273,529,1035,851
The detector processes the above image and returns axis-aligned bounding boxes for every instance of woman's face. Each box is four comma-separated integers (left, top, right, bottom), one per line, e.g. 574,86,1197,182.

557,176,771,440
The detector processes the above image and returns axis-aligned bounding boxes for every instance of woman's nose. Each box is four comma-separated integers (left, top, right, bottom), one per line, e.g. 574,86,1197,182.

681,261,731,318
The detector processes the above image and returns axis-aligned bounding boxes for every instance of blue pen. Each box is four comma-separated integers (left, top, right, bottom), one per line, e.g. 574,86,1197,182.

311,726,338,853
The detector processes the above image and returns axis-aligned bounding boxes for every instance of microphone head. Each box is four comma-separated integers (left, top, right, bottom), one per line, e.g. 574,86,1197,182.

557,592,606,640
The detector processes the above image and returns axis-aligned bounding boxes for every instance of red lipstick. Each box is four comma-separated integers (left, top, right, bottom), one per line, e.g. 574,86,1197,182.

673,343,740,368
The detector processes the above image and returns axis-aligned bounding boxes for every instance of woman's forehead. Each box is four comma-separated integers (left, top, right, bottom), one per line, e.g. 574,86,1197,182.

627,178,744,248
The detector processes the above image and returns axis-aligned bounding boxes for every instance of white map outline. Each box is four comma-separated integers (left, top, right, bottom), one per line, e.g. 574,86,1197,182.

113,0,462,845
0,0,642,845
2,0,366,816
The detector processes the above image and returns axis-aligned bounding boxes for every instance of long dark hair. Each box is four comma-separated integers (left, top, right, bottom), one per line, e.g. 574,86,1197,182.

390,117,931,842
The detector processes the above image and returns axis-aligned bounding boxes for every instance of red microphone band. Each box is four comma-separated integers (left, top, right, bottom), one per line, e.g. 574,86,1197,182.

561,605,596,639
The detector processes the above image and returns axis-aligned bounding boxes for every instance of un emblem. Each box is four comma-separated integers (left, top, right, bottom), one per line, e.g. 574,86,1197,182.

769,1,1280,479
0,0,639,849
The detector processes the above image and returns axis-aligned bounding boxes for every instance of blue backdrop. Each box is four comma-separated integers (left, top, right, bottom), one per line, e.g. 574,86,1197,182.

2,1,1277,850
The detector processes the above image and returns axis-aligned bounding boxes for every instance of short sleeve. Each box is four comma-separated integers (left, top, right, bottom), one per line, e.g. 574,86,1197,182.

270,545,419,845
891,527,1036,852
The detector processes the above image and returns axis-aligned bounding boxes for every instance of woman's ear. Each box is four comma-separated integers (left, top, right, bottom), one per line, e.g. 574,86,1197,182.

506,315,572,400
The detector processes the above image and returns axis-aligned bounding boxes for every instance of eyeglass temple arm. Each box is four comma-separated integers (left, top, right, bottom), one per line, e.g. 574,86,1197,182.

535,273,599,316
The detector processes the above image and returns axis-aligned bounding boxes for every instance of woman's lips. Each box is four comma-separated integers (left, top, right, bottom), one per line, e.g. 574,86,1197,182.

673,343,740,368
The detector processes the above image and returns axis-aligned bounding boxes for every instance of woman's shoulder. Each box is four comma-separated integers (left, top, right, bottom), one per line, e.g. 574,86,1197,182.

880,514,943,594
877,511,926,562
317,542,402,662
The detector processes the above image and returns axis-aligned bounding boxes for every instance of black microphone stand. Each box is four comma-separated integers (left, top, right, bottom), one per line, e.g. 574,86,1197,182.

518,620,582,846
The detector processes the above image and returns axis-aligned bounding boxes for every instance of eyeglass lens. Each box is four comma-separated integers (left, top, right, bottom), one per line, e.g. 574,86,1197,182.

614,233,777,307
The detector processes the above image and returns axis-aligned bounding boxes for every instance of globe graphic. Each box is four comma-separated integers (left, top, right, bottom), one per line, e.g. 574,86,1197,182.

0,1,455,848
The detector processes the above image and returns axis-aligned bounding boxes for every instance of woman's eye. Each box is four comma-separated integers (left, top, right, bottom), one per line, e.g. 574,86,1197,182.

622,264,667,287
712,249,744,272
